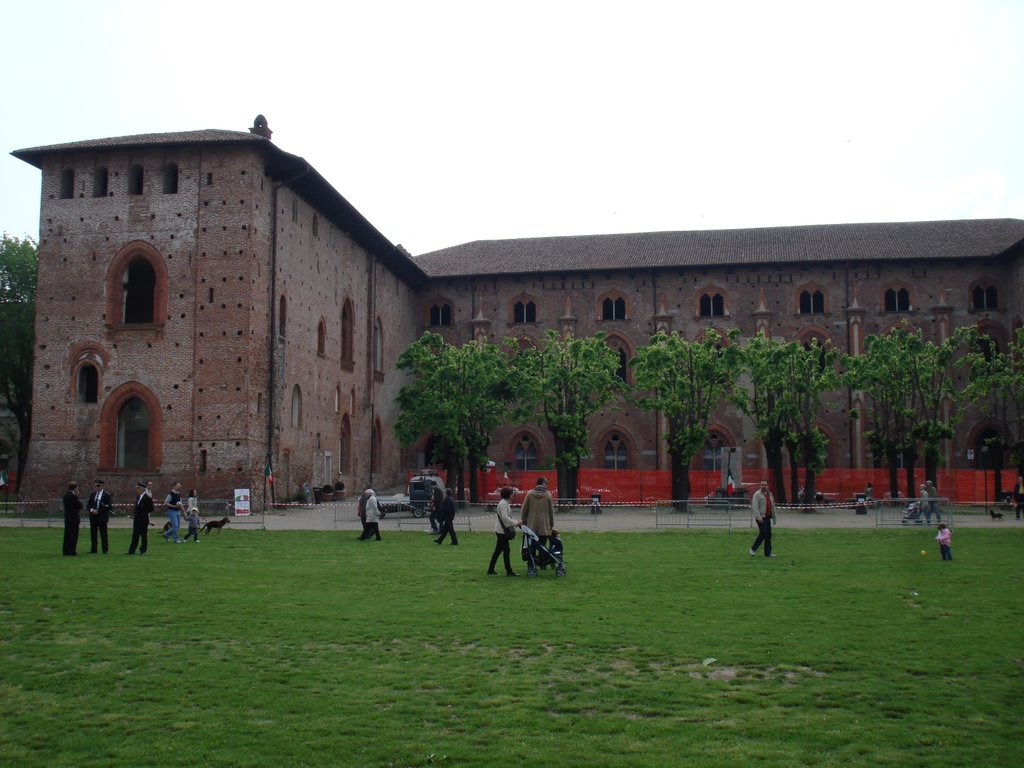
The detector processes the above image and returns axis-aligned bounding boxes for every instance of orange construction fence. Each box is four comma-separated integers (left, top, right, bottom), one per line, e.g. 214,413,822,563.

420,467,1010,505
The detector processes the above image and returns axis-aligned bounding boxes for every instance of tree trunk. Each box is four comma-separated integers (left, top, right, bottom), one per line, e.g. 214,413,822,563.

670,449,690,507
887,447,900,499
905,448,918,500
467,450,481,503
801,433,817,508
766,431,786,503
785,438,800,504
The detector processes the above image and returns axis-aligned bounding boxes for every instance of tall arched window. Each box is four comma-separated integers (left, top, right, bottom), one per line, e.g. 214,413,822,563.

93,167,108,197
341,299,354,365
317,318,327,357
162,163,179,194
278,296,287,337
373,319,384,373
116,397,151,469
128,164,144,195
290,385,302,428
123,258,156,324
340,415,352,475
77,364,99,404
604,433,628,469
515,433,538,470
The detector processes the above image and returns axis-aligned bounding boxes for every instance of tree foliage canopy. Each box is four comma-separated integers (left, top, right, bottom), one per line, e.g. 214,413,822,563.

0,234,37,492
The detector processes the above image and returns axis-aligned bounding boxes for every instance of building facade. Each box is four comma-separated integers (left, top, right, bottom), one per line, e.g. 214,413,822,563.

13,119,1024,502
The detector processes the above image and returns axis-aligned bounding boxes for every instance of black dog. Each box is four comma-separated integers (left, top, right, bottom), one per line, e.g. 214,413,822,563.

202,517,230,534
990,509,1004,520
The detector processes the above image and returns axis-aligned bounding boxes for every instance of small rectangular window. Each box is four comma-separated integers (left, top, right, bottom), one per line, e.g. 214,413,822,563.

60,169,75,199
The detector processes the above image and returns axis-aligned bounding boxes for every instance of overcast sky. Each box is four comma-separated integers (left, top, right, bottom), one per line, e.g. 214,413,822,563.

2,0,1022,255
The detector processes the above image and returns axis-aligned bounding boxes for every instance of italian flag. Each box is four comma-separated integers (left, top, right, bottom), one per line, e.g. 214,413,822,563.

264,460,274,485
726,469,735,495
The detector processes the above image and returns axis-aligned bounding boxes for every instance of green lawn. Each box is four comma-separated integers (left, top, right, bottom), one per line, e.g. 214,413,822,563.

1,526,1022,767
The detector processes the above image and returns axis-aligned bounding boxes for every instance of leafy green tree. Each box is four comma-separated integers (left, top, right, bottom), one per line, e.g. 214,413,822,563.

846,331,916,498
848,325,963,498
395,332,513,502
731,333,794,502
0,234,37,493
511,330,624,500
631,330,737,502
778,339,841,505
959,326,1024,479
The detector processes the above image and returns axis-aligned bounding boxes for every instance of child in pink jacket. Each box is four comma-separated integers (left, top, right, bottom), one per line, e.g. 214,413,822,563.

935,523,952,561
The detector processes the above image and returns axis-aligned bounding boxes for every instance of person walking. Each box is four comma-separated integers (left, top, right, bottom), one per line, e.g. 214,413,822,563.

434,488,459,545
357,488,382,541
487,486,519,576
428,483,444,535
749,480,777,558
127,481,153,555
925,479,941,523
519,477,554,563
86,479,113,554
61,482,83,556
162,482,184,543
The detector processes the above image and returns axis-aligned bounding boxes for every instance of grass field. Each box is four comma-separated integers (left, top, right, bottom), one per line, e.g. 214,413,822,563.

1,525,1022,767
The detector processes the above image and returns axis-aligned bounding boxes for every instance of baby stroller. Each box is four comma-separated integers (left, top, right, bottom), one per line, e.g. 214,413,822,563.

901,500,925,525
520,524,566,577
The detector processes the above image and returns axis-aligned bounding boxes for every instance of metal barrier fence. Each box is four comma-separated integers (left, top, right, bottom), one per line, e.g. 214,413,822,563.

0,498,264,529
654,499,753,530
872,497,953,528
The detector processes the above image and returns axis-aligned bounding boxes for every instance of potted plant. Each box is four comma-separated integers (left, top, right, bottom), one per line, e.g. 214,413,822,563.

333,480,346,499
321,483,335,501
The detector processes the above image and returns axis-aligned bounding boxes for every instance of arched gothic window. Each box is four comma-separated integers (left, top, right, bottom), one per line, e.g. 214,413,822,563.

290,385,302,428
317,318,327,357
884,287,911,312
604,433,628,469
515,433,538,470
429,303,452,326
799,290,825,314
116,397,150,469
602,297,627,320
514,301,536,323
77,364,99,404
123,258,156,324
699,292,725,317
972,285,998,310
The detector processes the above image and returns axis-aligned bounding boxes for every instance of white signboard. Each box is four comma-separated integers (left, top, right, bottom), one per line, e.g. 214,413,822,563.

234,488,251,516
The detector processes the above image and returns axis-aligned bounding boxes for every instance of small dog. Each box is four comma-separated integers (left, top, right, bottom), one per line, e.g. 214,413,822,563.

160,521,172,532
202,517,230,534
989,509,1004,520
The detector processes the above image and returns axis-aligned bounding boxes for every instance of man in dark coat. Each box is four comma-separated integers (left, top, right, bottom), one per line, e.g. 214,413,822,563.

86,479,113,554
434,488,459,545
62,482,83,556
127,481,153,555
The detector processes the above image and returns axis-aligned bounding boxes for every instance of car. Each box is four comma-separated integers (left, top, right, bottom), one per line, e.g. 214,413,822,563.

378,473,446,518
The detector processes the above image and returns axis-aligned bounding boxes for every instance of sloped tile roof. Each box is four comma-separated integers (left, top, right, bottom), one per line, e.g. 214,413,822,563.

413,218,1024,277
11,130,267,167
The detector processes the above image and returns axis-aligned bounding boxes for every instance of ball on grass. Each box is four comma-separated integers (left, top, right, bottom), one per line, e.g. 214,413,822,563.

920,549,927,557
